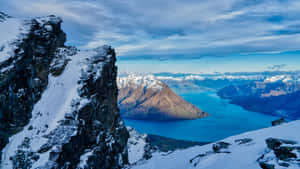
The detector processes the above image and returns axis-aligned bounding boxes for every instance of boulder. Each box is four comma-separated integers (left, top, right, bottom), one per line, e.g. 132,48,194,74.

271,118,287,126
212,142,231,153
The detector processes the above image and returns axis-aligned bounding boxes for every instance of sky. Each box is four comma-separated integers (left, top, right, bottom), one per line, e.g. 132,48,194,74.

118,51,300,73
1,0,300,73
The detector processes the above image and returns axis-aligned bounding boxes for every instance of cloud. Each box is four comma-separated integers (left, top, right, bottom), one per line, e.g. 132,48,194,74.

268,64,287,70
2,0,300,59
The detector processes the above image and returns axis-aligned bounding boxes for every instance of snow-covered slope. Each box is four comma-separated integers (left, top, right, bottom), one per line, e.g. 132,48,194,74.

118,74,164,91
127,127,151,165
0,13,29,63
131,120,300,169
264,75,294,83
0,14,128,169
2,48,90,168
1,45,128,168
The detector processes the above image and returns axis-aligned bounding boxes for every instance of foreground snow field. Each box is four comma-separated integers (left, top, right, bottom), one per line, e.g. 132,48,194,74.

131,120,300,169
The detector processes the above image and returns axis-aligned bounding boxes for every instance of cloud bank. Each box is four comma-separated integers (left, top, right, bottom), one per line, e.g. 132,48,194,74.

2,0,300,59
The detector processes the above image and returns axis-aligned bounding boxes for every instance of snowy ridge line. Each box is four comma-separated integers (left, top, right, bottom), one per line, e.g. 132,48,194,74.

119,72,300,84
0,16,29,63
117,74,164,90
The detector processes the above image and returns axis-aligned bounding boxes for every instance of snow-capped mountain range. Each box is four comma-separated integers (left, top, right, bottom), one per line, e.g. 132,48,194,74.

153,72,300,83
118,74,164,91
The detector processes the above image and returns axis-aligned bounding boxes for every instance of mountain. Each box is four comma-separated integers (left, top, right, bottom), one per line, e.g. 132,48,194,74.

218,81,300,119
0,14,128,168
118,75,208,121
161,72,300,93
130,120,300,169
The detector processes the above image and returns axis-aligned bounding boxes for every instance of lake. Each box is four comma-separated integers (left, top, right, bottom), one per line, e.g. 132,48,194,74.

123,90,279,142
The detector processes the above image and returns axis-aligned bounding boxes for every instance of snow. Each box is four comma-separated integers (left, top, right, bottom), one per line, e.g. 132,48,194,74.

118,74,164,90
0,17,28,63
155,74,266,81
132,120,300,169
0,48,106,168
78,150,93,168
156,73,300,83
127,127,148,164
156,76,183,81
264,75,293,83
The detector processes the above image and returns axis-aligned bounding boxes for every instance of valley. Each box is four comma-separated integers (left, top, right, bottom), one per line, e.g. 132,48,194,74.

118,75,208,121
120,71,300,142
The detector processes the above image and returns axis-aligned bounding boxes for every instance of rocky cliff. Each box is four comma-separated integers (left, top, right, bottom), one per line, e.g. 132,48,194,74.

0,14,128,169
118,75,208,121
0,15,66,160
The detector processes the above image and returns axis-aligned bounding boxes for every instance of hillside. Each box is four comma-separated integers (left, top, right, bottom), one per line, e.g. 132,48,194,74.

118,75,209,121
131,120,300,169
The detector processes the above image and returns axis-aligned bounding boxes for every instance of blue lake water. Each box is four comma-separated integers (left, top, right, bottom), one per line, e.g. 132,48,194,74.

123,90,279,142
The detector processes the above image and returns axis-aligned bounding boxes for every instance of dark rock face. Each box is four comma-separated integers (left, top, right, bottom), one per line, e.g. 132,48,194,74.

0,16,66,159
0,12,10,22
271,118,287,126
147,134,208,152
49,46,76,76
274,146,298,160
259,162,275,169
258,137,300,168
0,15,129,169
266,138,297,150
212,142,231,153
52,47,129,169
234,138,252,145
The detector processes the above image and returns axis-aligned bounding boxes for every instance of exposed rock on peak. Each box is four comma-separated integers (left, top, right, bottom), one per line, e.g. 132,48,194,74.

118,74,164,91
0,14,128,169
0,12,10,22
118,75,208,121
0,15,66,161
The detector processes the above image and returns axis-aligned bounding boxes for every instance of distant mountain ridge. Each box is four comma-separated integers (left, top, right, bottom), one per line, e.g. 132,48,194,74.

118,75,208,121
218,81,300,119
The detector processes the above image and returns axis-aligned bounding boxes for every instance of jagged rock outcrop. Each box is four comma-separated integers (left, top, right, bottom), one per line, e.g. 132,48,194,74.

0,12,10,22
118,75,208,121
0,14,128,169
257,137,300,168
0,15,66,160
